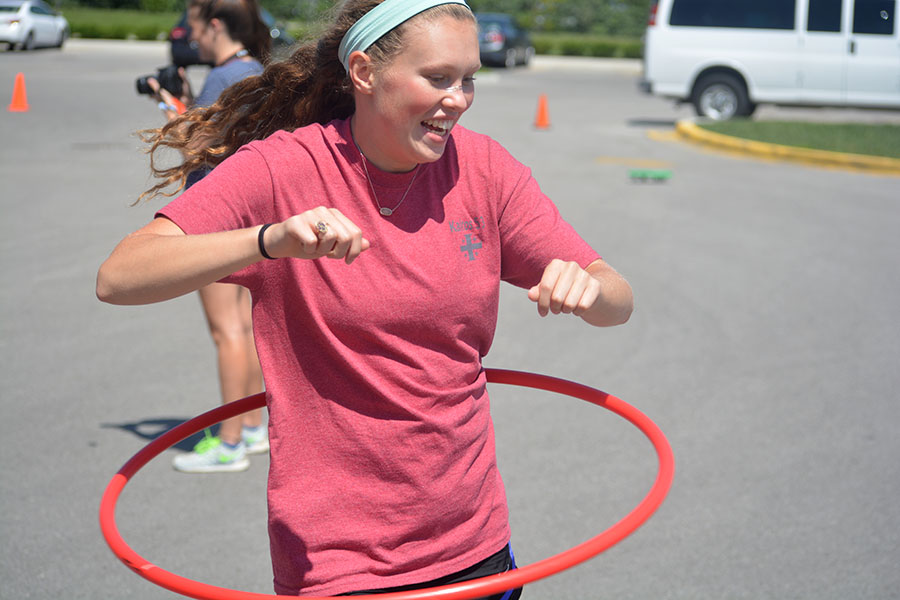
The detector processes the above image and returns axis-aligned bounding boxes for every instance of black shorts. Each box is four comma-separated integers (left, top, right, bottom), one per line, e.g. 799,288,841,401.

341,544,523,600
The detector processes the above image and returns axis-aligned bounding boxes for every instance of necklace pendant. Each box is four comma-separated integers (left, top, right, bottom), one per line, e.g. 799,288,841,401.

379,207,394,216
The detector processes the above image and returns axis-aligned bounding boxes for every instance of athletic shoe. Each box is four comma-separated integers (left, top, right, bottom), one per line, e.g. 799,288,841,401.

172,431,249,473
242,425,269,455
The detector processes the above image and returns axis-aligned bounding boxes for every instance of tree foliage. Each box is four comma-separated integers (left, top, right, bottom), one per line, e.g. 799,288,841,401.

467,0,649,35
63,0,650,37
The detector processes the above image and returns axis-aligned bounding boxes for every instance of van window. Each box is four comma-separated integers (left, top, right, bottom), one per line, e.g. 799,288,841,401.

808,0,842,31
669,0,796,29
852,0,895,34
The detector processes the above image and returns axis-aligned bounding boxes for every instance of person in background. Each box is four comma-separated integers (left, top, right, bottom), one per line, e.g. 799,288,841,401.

148,0,272,473
99,0,633,595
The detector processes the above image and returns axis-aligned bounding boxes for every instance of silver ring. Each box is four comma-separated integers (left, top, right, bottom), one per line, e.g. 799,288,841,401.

315,221,329,239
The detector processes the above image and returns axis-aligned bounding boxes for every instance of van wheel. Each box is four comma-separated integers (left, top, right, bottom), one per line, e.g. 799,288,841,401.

692,73,752,120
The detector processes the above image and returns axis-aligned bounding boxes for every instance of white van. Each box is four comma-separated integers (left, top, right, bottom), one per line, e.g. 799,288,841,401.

640,0,900,119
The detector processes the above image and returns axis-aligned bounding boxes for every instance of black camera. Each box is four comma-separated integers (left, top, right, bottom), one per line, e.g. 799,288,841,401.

136,65,184,97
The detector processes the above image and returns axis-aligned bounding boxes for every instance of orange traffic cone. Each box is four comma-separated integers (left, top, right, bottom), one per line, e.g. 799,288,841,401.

8,72,29,112
534,93,550,129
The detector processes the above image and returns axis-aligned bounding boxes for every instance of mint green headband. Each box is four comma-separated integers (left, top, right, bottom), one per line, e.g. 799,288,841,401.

338,0,471,71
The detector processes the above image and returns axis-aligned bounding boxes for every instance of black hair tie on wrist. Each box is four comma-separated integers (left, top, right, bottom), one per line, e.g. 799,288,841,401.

258,223,275,260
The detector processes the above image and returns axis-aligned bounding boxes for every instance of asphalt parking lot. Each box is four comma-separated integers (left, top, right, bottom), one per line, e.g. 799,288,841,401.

1,40,899,600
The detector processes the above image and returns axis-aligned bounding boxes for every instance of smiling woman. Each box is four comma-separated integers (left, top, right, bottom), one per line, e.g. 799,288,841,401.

348,13,481,171
96,0,633,598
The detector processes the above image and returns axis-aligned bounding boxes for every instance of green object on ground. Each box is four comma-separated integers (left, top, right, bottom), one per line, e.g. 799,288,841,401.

629,169,672,181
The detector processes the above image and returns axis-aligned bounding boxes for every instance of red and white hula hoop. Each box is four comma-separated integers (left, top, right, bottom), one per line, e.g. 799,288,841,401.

100,368,674,599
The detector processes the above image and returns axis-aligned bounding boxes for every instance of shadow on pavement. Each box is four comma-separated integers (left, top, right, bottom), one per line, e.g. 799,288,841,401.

102,418,214,453
627,118,678,128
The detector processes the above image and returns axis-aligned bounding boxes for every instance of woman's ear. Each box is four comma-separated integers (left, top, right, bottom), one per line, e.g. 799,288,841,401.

208,17,225,37
347,51,375,95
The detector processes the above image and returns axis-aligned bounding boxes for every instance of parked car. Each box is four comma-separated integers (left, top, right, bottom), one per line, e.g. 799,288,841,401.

169,7,294,67
476,12,534,68
640,0,900,120
0,0,68,51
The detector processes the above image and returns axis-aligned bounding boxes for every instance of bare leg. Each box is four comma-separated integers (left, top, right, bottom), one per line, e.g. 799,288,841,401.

197,282,264,445
236,284,264,428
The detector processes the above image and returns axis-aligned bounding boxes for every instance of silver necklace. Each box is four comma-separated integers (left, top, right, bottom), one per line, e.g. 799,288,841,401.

357,145,421,217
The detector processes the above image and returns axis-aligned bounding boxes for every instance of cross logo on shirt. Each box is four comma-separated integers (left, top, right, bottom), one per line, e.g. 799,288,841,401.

460,234,482,261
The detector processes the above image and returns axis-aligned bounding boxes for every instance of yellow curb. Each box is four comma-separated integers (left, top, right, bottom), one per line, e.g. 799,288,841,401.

674,120,900,176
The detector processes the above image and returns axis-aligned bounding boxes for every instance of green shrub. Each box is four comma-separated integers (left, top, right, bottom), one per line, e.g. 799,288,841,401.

139,0,180,13
60,6,645,56
586,39,617,57
286,21,327,43
559,37,588,56
72,22,104,38
532,36,555,55
531,32,642,58
64,7,177,39
618,40,643,59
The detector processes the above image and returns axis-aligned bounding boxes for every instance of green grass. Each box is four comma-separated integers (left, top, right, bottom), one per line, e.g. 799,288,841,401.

700,120,900,159
62,7,179,41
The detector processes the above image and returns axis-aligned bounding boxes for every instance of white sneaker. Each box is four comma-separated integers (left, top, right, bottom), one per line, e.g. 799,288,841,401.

172,433,249,473
242,425,269,455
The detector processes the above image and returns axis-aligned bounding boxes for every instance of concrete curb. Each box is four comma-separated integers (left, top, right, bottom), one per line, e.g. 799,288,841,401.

675,119,900,176
529,55,641,74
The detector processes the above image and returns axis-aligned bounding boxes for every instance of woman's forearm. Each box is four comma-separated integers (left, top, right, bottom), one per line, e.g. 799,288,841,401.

527,258,633,327
97,208,370,306
582,259,634,327
96,218,262,306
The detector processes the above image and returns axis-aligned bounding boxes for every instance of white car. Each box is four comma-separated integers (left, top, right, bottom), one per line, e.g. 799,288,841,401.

0,0,69,51
641,0,900,120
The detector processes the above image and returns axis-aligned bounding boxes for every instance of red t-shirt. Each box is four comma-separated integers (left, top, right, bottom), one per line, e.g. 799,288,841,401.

159,118,600,595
